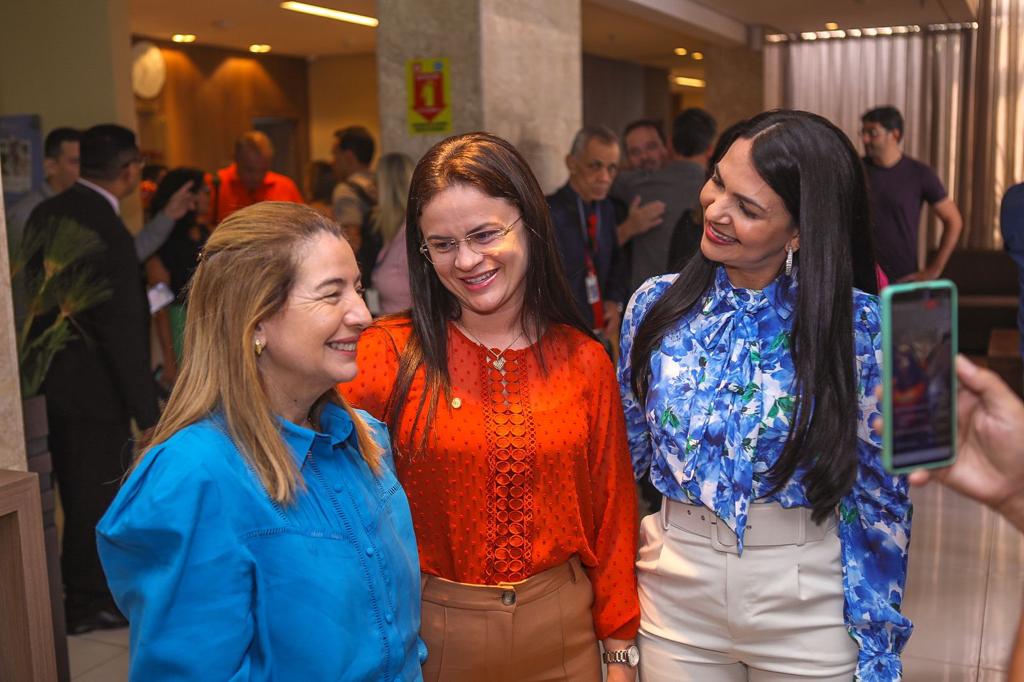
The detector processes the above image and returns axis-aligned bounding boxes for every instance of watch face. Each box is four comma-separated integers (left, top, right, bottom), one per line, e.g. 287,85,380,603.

627,645,640,667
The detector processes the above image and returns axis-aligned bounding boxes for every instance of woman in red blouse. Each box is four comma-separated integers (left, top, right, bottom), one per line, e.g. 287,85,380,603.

341,132,639,681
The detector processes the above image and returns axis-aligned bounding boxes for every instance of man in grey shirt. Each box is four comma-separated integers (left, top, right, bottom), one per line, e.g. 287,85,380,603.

612,117,709,292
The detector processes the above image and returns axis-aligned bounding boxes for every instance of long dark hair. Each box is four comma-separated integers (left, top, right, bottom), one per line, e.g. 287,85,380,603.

149,167,206,224
630,109,878,522
387,132,591,451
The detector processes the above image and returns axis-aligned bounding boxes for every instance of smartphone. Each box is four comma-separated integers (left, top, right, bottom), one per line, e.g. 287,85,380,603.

881,280,958,474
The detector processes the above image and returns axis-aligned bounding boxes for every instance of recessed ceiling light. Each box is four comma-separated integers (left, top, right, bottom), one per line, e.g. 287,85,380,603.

249,44,272,53
692,51,704,60
280,1,378,27
674,77,706,88
674,47,688,56
825,22,839,30
172,34,196,43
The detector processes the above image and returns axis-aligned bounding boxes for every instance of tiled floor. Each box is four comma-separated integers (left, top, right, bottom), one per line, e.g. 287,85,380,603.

68,484,1021,680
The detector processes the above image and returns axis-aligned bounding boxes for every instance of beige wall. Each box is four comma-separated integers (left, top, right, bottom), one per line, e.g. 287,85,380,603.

308,53,381,164
0,0,134,132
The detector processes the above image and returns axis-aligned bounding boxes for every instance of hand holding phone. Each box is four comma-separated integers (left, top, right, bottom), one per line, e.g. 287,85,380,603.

881,280,958,473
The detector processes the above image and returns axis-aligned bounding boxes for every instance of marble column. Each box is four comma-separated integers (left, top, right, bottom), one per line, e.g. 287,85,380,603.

376,0,582,193
0,172,26,472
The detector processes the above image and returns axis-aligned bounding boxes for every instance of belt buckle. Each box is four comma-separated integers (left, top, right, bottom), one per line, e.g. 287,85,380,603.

709,518,740,555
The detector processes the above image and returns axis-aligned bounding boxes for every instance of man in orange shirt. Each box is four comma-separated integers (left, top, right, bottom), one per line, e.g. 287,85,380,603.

208,130,303,226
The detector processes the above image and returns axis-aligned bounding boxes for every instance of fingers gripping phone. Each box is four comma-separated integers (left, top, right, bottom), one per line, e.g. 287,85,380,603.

881,280,958,474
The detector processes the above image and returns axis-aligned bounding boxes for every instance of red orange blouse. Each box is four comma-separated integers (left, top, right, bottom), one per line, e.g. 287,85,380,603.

340,318,640,640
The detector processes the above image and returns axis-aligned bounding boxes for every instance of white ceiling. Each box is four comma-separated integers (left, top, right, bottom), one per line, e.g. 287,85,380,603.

129,0,978,61
689,0,976,34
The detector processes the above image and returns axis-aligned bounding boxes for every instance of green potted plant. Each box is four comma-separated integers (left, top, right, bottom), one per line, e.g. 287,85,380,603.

8,215,111,682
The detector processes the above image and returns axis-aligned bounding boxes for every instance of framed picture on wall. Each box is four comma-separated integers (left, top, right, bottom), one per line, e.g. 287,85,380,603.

0,114,43,207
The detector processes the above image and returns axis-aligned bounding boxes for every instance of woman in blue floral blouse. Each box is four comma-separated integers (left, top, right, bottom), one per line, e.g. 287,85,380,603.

618,110,911,681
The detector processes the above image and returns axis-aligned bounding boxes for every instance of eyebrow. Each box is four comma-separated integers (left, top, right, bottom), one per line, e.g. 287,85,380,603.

315,277,351,291
713,163,767,213
425,221,505,239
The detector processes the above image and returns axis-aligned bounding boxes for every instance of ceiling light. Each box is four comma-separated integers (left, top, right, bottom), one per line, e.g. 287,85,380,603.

674,77,706,88
864,27,878,36
765,34,787,43
830,30,846,38
848,28,862,37
172,34,196,43
249,44,272,53
801,32,817,40
674,47,688,56
692,51,704,60
825,22,839,30
280,1,378,27
816,31,831,39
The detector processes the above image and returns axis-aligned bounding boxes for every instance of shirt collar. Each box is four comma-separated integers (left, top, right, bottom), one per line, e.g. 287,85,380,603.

76,178,120,215
278,401,356,468
707,265,797,321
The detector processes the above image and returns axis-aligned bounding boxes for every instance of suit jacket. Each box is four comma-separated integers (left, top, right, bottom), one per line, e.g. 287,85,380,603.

26,183,159,428
547,184,627,329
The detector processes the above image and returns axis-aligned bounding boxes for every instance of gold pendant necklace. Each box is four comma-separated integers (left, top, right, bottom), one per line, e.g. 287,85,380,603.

458,325,525,373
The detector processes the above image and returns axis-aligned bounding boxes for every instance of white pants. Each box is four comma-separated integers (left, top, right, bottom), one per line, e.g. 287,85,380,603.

636,501,858,681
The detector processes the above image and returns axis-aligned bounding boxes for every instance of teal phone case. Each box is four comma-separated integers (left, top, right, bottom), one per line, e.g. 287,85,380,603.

880,280,958,474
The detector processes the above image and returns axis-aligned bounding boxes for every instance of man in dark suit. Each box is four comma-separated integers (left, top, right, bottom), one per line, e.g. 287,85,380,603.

26,124,159,634
547,126,631,343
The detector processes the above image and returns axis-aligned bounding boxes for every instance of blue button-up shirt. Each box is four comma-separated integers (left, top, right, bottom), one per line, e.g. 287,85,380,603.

618,267,912,681
98,403,426,681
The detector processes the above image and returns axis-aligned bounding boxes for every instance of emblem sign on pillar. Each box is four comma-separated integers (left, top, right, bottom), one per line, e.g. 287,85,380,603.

407,58,452,135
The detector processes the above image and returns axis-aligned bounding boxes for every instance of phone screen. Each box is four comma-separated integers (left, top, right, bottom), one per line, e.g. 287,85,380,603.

886,286,956,469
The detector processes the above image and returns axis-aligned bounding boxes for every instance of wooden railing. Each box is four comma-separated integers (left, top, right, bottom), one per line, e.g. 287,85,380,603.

0,469,57,682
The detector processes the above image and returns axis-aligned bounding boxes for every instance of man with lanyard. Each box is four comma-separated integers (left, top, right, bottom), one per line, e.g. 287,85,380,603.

548,125,634,349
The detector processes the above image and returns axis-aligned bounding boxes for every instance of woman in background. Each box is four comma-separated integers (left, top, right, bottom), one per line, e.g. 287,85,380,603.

147,167,210,381
371,152,415,314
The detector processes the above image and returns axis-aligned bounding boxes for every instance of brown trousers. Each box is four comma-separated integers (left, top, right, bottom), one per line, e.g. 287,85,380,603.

420,557,603,682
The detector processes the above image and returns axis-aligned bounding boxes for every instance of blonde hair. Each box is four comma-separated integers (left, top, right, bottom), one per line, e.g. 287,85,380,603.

139,201,382,503
372,152,415,244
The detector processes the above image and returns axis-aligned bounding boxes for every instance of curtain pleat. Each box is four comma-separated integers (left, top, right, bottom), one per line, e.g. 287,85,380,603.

764,0,1024,250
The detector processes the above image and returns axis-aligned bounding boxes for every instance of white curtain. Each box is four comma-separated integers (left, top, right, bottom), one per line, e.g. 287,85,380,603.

765,0,1024,250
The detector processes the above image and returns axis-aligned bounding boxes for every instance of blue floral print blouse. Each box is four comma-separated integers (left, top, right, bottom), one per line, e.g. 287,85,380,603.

618,266,913,681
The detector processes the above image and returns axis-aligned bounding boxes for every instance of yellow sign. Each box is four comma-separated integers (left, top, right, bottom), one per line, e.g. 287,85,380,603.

407,58,452,135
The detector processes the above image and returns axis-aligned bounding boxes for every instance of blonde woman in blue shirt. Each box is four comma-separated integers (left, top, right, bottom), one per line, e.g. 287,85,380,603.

97,202,425,680
618,110,912,681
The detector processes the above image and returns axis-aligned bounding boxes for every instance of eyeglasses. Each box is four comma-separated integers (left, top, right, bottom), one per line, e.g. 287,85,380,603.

419,216,522,264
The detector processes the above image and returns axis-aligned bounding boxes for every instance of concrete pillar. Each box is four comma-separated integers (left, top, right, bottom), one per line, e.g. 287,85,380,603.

376,0,582,193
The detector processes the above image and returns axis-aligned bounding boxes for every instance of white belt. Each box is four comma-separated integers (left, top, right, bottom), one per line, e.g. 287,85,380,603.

661,497,837,555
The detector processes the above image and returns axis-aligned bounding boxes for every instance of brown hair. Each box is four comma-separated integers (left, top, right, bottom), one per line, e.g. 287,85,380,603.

139,201,382,502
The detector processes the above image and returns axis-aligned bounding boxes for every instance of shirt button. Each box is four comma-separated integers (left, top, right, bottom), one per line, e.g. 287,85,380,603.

384,612,394,624
365,546,375,557
501,590,516,606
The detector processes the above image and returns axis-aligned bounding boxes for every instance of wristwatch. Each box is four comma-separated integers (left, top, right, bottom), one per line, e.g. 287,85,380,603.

602,644,640,667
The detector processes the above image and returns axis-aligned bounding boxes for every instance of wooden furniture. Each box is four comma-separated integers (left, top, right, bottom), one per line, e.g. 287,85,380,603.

988,328,1024,396
0,469,58,682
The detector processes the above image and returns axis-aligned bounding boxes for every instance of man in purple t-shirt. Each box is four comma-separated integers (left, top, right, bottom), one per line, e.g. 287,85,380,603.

861,106,963,282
